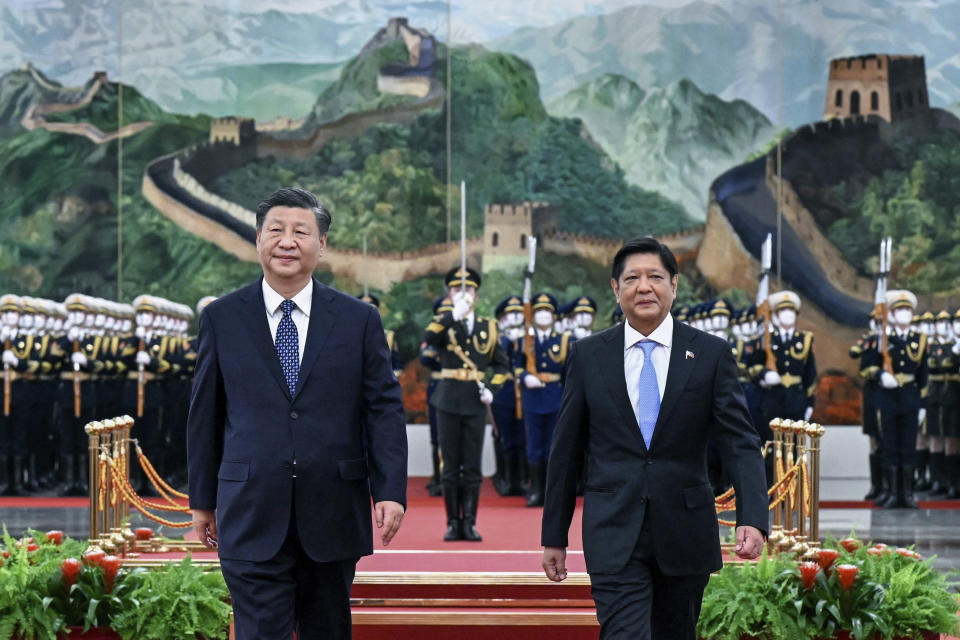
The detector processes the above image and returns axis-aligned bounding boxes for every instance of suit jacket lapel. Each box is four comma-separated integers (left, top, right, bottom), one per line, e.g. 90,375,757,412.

239,278,291,402
293,280,338,400
649,321,697,450
597,323,648,451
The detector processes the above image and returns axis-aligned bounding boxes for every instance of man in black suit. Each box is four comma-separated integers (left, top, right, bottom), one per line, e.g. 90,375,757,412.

541,237,768,639
187,187,407,640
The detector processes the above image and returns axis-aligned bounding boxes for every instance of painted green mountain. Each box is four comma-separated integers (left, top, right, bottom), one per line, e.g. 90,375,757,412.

213,45,693,251
0,70,261,302
549,74,775,220
0,66,100,133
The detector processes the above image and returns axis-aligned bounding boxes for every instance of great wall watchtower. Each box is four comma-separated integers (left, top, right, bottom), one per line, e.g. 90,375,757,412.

824,54,928,123
482,202,557,272
210,116,255,145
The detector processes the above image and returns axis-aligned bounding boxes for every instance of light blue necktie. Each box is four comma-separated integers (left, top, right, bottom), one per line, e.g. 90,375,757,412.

636,340,661,448
276,299,299,395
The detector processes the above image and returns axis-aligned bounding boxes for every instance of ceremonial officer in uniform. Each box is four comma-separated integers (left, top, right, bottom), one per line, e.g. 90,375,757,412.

491,295,525,496
751,291,817,427
423,267,510,540
945,309,960,499
419,296,452,497
925,310,956,496
570,296,598,339
851,310,884,501
2,295,25,494
515,292,574,507
862,290,928,509
915,309,938,490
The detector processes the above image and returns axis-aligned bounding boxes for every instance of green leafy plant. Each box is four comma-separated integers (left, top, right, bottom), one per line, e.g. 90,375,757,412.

110,556,231,640
0,530,62,640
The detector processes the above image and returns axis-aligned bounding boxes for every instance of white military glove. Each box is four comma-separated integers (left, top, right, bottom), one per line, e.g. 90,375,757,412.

918,408,927,427
136,351,151,366
479,387,493,405
524,373,544,389
953,341,960,356
762,370,782,387
2,350,17,367
71,351,88,367
804,406,814,421
451,291,473,321
879,371,898,389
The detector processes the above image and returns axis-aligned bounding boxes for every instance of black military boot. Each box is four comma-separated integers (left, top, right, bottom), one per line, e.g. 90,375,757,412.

63,453,87,497
526,461,545,507
1,455,24,496
23,453,41,493
879,465,899,509
506,453,524,496
426,445,442,497
929,451,947,495
442,483,462,541
899,466,919,509
864,452,883,501
914,450,931,492
461,485,483,542
492,439,510,497
946,455,960,500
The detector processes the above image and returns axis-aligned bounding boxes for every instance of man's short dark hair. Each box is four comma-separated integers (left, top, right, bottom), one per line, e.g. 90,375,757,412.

256,187,332,235
611,236,679,281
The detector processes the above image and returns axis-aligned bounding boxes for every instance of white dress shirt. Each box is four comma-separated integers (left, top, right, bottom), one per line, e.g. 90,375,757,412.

262,279,312,364
624,313,673,421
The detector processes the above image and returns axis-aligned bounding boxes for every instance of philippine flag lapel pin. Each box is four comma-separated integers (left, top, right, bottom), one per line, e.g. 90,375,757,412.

685,350,695,360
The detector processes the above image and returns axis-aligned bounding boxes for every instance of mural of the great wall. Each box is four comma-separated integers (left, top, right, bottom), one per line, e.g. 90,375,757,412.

3,0,960,422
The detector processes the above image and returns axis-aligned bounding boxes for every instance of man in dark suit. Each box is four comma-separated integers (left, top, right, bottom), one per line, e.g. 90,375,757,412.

541,237,768,640
187,187,407,640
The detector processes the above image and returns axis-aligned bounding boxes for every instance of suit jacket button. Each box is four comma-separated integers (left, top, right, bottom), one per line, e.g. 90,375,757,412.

290,411,299,419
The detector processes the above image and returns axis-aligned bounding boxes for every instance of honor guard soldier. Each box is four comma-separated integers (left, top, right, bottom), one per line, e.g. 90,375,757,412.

610,305,624,327
2,295,25,494
915,309,938,489
852,310,885,501
945,309,960,499
570,296,598,339
515,292,574,507
752,291,817,427
491,295,526,496
359,294,403,378
419,296,452,497
863,290,929,509
422,267,510,540
925,310,957,496
674,304,690,326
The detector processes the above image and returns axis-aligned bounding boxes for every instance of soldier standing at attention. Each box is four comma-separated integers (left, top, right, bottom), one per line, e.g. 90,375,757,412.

752,291,817,427
851,311,884,501
419,296,452,497
515,292,574,507
925,311,956,496
491,295,525,496
423,267,510,540
863,290,928,509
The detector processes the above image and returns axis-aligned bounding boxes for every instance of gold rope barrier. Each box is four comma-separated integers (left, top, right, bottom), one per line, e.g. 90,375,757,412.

715,418,823,557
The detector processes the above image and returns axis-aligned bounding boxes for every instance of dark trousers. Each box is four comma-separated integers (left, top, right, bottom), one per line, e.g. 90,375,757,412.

491,401,525,456
437,409,485,487
524,411,558,464
590,517,709,640
426,381,439,447
878,386,921,467
221,501,357,640
760,385,806,425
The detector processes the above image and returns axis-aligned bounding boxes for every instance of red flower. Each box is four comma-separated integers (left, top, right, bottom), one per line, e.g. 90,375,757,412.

82,548,106,567
134,527,154,541
61,558,82,588
799,561,820,590
867,548,883,557
45,531,64,546
1,549,9,559
100,555,122,593
836,564,859,591
873,543,888,551
817,548,840,574
25,543,39,553
839,538,861,552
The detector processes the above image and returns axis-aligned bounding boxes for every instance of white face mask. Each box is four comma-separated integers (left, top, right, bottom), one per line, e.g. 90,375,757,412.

731,325,743,339
953,321,960,337
936,321,951,338
2,311,18,326
713,315,729,330
506,311,523,326
893,308,914,328
20,314,33,329
506,327,524,341
576,312,594,328
534,309,554,329
498,317,510,331
777,309,797,329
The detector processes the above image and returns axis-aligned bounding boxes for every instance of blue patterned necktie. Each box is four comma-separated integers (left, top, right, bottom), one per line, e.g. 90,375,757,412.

276,299,299,395
636,340,661,448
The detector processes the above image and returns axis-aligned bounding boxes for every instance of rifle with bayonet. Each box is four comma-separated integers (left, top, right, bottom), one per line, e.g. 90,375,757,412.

875,236,894,375
756,233,777,372
516,236,537,419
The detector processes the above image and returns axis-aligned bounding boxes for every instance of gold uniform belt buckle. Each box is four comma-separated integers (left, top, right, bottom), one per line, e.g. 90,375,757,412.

895,373,916,386
780,373,802,388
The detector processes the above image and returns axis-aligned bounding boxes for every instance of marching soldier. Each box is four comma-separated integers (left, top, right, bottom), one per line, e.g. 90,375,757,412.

514,292,574,507
851,310,885,501
423,267,510,541
419,296,452,497
491,295,525,496
751,291,817,427
862,290,928,509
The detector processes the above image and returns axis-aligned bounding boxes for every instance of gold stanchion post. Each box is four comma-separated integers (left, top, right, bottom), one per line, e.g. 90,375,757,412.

84,421,101,542
807,422,824,544
781,419,795,533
